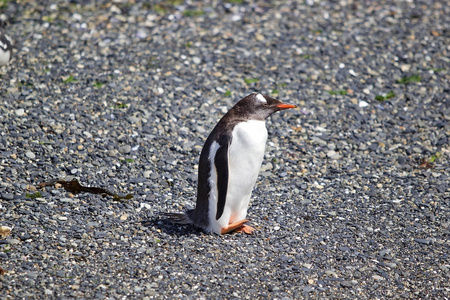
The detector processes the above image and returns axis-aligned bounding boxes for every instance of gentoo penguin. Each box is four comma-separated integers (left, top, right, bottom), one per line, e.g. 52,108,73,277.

166,93,296,234
0,21,12,66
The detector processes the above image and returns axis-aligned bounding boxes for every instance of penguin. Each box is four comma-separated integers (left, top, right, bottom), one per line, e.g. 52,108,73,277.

166,93,296,234
0,20,13,66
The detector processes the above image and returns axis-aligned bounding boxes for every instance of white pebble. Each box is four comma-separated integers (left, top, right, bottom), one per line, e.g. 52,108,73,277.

15,109,25,116
326,150,341,160
140,202,152,210
359,100,369,108
362,88,371,95
349,69,358,77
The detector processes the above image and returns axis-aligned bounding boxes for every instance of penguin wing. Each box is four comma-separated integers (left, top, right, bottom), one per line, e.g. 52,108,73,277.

214,135,230,220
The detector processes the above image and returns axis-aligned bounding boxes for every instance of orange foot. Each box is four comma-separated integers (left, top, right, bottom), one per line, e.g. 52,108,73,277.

235,224,255,235
221,220,255,235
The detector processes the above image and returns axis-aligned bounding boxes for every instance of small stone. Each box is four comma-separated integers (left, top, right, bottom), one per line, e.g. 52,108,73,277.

412,147,422,153
326,150,341,159
341,281,353,287
359,144,367,151
143,170,152,178
35,198,47,203
192,57,201,64
15,108,25,116
255,32,265,41
313,183,324,189
349,69,358,77
140,202,152,210
415,238,432,245
1,193,14,201
108,149,118,157
188,173,197,181
7,238,21,245
136,28,148,39
260,163,273,172
372,275,385,281
384,262,397,268
0,226,12,239
127,116,140,124
156,87,164,95
25,151,36,159
359,100,369,108
301,199,311,205
401,64,411,72
119,145,131,154
60,198,74,203
196,126,205,133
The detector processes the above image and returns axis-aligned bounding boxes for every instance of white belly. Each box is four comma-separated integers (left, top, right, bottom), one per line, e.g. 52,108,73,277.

206,120,268,234
223,120,268,223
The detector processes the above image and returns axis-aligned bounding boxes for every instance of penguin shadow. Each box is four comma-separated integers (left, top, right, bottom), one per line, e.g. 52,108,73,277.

141,214,204,236
141,215,261,237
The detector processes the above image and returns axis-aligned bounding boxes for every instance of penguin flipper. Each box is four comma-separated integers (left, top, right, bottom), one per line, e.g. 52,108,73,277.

214,137,230,220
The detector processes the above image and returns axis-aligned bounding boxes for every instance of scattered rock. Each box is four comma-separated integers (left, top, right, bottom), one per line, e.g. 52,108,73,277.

25,151,35,159
118,145,132,154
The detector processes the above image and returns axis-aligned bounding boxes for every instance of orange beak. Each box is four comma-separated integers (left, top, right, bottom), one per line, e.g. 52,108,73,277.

276,103,297,109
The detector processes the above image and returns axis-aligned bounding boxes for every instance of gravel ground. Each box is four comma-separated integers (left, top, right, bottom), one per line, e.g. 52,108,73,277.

1,0,449,298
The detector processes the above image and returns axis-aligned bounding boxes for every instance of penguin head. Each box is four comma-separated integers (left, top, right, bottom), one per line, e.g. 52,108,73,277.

232,93,296,120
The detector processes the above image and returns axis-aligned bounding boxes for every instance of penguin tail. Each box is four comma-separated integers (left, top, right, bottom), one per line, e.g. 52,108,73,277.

163,210,194,225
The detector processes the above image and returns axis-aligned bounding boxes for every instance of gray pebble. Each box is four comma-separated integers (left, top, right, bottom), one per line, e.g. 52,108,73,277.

108,149,119,157
119,145,132,154
1,193,14,200
25,151,35,159
415,238,432,245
